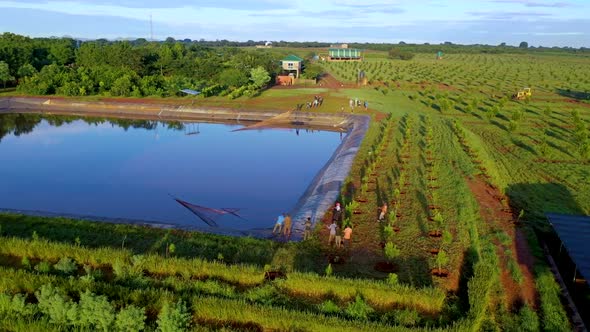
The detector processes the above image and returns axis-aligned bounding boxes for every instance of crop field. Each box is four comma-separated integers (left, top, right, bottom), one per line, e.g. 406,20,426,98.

318,51,589,330
1,50,589,331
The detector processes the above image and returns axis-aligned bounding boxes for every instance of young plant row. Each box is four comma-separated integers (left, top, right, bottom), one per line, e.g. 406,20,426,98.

0,235,446,314
422,117,452,277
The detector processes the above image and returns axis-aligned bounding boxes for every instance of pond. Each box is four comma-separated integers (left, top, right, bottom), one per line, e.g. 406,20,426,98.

0,113,343,231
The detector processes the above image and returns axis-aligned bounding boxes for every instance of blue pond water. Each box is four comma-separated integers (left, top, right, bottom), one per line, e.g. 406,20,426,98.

0,114,342,230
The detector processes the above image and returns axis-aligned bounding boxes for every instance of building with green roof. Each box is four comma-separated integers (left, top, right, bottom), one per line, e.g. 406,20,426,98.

328,48,362,61
281,55,304,78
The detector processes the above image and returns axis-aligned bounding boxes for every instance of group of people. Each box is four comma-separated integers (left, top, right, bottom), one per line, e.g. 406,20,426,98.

272,214,314,241
343,98,368,113
271,201,354,247
295,95,324,111
272,213,292,238
327,202,353,248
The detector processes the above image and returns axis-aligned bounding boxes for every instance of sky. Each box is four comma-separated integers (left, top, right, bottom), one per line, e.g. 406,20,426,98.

0,0,588,47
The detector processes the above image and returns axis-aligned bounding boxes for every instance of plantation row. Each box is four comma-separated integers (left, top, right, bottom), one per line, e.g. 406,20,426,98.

337,113,485,290
323,53,590,99
325,97,572,330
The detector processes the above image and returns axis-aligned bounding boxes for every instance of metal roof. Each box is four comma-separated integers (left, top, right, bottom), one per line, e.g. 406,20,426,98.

328,48,362,58
180,89,200,95
282,55,303,62
546,213,590,285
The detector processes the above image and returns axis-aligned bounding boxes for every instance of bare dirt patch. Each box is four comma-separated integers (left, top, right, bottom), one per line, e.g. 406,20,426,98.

317,73,357,90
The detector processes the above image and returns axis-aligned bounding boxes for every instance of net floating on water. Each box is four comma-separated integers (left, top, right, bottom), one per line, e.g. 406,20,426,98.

172,197,246,227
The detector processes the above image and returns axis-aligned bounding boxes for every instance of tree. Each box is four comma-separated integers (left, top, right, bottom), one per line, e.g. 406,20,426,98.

156,300,191,332
436,250,448,272
218,68,249,88
389,48,415,60
250,66,270,89
301,63,323,80
17,63,37,79
519,41,529,49
0,61,14,88
384,242,401,262
115,305,146,332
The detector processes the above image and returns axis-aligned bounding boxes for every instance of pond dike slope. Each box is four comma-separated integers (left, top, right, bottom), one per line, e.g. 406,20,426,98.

0,97,350,130
0,97,370,240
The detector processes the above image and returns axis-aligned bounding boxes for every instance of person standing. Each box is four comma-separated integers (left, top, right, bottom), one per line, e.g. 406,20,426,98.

343,225,353,248
303,217,312,240
327,221,337,245
283,214,292,239
332,202,343,228
378,203,388,221
272,214,284,235
364,100,368,110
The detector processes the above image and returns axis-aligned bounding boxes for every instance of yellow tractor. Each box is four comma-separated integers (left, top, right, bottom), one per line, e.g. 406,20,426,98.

512,87,532,100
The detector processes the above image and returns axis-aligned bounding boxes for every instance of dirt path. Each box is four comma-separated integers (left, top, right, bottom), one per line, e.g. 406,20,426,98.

318,73,357,90
467,177,537,308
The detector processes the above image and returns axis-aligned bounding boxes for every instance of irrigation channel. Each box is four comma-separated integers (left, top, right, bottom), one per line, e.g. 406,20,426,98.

0,97,369,240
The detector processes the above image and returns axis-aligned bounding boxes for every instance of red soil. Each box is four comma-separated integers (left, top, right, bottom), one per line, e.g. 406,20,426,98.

317,73,356,90
467,177,538,309
565,99,590,108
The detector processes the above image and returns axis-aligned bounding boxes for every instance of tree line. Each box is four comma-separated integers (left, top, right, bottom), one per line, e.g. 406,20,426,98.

0,33,292,98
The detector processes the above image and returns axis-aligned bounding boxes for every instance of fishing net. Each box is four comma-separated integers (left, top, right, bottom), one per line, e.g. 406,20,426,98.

232,110,293,132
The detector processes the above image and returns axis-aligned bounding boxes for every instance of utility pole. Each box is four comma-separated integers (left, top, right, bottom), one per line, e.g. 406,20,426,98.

150,14,153,41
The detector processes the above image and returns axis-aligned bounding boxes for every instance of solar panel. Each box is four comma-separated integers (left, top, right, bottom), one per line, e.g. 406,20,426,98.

547,213,590,285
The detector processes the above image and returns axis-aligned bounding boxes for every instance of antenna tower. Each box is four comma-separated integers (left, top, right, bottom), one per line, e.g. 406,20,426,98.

150,14,153,41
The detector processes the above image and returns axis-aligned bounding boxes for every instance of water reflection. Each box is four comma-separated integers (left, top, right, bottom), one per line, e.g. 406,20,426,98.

0,113,342,231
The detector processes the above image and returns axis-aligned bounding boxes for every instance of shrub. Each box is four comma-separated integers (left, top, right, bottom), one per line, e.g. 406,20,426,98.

245,285,278,306
21,256,31,270
387,273,399,285
36,284,78,326
345,295,374,320
393,309,421,327
318,300,340,315
325,263,333,276
436,250,449,272
518,305,539,332
112,258,130,279
0,293,37,318
35,261,52,274
54,257,77,275
156,300,191,332
0,293,10,315
388,48,415,61
79,290,115,331
116,305,146,332
384,242,400,262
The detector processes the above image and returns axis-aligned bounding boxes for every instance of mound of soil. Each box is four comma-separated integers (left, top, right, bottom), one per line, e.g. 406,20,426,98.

429,230,442,238
431,269,449,277
264,271,287,281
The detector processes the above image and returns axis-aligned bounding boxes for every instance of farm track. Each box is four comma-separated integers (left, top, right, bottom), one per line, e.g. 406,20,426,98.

467,176,537,309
